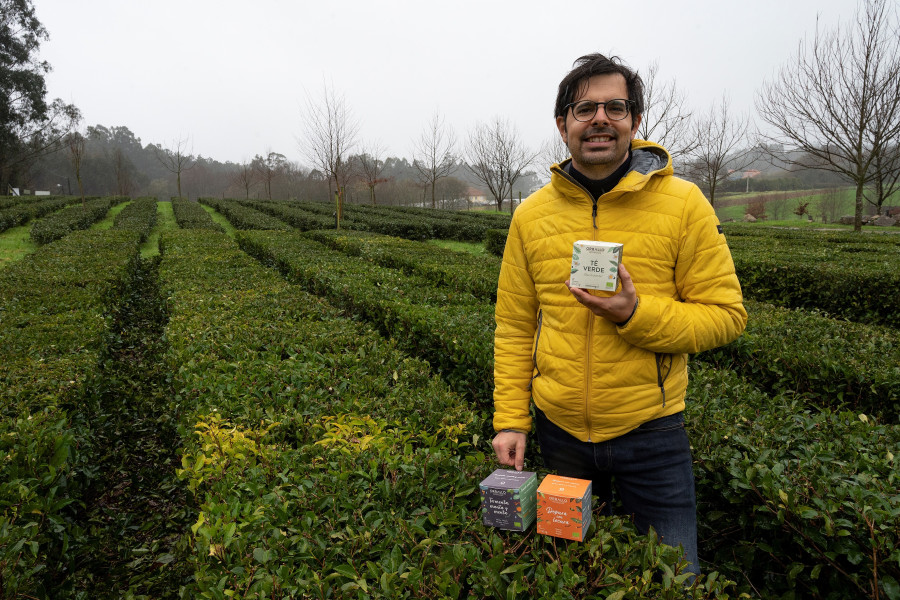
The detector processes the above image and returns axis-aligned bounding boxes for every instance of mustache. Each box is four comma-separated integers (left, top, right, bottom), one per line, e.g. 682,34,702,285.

581,127,618,139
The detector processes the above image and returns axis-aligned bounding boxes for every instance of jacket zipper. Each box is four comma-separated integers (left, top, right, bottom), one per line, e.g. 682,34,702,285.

527,309,543,391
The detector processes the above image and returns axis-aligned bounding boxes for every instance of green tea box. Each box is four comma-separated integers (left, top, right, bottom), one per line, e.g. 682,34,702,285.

570,240,623,291
479,469,538,531
536,474,592,541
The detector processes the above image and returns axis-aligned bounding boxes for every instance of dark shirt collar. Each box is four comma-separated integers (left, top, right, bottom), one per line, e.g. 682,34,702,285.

565,152,632,201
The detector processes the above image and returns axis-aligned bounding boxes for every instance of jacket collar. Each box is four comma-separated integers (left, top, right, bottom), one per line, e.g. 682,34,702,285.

550,139,673,204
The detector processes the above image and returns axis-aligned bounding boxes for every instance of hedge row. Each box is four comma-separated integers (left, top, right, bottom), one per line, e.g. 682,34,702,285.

242,200,510,243
0,229,141,596
244,200,335,231
198,198,292,231
688,365,900,599
724,224,900,326
29,196,123,245
236,230,497,404
111,197,159,241
696,298,900,421
304,229,501,301
484,228,508,256
171,198,224,231
0,196,82,235
160,230,730,598
237,230,899,598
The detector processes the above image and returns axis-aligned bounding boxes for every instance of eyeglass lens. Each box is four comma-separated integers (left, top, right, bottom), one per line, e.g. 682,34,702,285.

572,100,629,121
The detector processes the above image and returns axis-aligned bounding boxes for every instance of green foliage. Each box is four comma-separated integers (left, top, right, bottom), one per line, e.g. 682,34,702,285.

689,364,900,600
111,197,158,242
0,229,141,596
485,228,508,257
198,198,291,231
697,299,900,420
725,224,900,325
0,196,79,234
29,196,123,245
171,198,224,231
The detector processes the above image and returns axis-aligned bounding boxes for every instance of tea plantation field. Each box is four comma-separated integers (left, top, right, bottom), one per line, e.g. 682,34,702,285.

0,197,898,599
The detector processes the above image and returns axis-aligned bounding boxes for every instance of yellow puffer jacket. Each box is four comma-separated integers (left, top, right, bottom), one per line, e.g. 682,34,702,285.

493,140,747,443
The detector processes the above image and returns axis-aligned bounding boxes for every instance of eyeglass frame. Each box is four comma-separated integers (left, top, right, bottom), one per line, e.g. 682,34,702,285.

564,98,635,122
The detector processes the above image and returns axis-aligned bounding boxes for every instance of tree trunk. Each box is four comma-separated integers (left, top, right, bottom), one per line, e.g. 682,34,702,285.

854,180,864,232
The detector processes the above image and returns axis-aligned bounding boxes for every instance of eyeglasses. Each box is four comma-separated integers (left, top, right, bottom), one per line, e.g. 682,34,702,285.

565,99,633,122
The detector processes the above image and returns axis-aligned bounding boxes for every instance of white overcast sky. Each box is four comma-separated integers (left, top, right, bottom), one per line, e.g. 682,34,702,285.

37,0,862,166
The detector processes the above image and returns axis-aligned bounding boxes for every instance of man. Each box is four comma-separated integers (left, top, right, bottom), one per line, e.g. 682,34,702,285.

491,53,747,575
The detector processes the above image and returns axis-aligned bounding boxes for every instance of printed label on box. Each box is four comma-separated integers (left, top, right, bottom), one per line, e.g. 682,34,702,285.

479,469,538,531
536,474,592,541
570,240,623,291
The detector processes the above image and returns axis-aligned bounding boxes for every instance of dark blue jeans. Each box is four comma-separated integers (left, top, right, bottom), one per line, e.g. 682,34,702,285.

535,407,699,575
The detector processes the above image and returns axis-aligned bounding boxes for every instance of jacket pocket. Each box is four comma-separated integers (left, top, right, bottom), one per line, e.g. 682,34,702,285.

527,309,543,391
655,352,674,407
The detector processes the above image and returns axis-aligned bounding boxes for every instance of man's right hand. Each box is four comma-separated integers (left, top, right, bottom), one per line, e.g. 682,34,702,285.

492,431,527,471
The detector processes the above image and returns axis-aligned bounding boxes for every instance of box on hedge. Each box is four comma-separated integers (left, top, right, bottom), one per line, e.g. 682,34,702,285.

537,474,592,541
479,469,538,531
570,240,623,291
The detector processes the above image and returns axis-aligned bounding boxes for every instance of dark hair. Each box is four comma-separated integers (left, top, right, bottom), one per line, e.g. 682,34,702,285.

554,53,644,120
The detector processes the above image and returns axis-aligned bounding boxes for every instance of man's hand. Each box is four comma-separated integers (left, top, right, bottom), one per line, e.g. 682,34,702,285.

492,431,527,471
566,263,638,324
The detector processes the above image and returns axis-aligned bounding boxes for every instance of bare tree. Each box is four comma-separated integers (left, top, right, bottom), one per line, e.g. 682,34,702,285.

67,131,86,205
358,141,388,206
412,112,457,209
536,131,570,176
684,95,751,208
112,147,133,197
232,160,257,199
638,60,696,169
466,116,537,213
153,136,195,199
756,0,900,231
864,141,900,215
252,151,288,200
300,82,359,206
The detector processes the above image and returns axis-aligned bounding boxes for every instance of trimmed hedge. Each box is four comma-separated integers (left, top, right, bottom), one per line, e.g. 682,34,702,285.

0,196,81,234
111,197,158,241
304,229,501,301
724,224,900,326
0,229,141,596
236,230,497,405
484,228,508,257
171,198,224,231
697,299,900,421
160,229,733,598
689,364,900,600
198,198,292,231
28,197,122,244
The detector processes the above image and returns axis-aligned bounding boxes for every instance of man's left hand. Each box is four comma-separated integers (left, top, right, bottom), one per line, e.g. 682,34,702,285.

566,263,638,324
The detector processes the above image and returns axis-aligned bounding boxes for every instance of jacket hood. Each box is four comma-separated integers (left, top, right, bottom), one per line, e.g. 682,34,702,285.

550,139,673,204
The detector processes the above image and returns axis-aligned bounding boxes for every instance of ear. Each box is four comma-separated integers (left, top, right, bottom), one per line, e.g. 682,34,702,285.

556,116,568,144
630,114,642,139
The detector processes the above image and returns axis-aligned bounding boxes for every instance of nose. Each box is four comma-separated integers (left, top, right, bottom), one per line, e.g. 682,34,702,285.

590,105,609,126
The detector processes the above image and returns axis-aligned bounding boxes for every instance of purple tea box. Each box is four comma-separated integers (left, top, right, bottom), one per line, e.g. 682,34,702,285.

479,469,538,531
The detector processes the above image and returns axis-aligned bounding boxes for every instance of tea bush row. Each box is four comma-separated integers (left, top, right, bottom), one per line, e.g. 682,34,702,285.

237,230,899,598
0,229,141,596
0,196,82,234
111,197,159,241
198,198,292,231
160,230,731,598
696,299,900,421
245,200,336,230
724,224,900,326
304,229,501,301
29,197,124,245
688,365,900,599
171,198,224,231
235,230,497,404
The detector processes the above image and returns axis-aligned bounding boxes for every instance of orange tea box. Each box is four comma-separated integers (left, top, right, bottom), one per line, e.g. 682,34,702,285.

536,474,592,541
